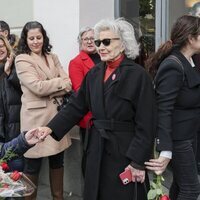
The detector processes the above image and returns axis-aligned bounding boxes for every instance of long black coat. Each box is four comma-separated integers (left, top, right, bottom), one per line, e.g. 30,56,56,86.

48,57,156,200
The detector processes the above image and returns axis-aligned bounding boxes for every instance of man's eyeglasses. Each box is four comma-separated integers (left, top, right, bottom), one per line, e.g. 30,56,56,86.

82,37,95,42
94,38,120,47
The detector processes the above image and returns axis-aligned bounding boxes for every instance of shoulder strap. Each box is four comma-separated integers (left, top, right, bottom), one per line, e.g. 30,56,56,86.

167,55,185,82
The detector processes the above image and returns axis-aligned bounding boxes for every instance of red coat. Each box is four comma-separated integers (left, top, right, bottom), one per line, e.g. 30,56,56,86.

68,51,94,128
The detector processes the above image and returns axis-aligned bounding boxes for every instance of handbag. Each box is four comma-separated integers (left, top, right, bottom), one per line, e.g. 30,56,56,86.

54,90,74,111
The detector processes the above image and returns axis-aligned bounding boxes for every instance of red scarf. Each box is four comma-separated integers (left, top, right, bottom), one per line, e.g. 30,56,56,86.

104,54,124,82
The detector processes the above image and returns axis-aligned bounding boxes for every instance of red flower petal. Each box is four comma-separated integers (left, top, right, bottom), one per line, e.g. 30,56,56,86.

160,194,171,200
1,162,9,171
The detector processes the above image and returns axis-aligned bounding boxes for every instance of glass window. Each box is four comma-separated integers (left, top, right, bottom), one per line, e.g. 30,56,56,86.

115,0,155,66
116,0,200,65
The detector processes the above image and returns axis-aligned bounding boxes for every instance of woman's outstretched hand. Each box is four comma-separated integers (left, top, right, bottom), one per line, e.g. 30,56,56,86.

37,127,53,141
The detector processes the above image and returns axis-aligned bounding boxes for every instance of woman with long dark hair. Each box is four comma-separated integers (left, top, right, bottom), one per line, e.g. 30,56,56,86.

145,15,200,200
15,21,72,200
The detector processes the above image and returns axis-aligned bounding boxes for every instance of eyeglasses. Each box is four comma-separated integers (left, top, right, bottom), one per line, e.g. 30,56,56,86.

94,38,120,47
82,37,95,42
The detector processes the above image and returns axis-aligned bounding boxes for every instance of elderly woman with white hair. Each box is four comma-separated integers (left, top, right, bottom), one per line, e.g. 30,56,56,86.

37,18,156,200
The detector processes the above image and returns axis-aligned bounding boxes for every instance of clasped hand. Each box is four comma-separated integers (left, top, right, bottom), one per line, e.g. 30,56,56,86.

25,127,52,145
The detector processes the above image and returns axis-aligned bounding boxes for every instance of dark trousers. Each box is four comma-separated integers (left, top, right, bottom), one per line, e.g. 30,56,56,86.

23,151,64,175
169,139,200,200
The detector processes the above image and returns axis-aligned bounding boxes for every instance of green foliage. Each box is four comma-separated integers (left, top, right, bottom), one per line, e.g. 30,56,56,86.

139,0,155,17
0,148,17,163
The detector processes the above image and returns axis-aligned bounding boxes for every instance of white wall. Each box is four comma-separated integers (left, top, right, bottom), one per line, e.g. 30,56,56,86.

80,0,115,28
33,0,79,68
0,0,33,35
0,0,115,69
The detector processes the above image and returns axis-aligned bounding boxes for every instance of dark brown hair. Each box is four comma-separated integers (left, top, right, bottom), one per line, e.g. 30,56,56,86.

146,15,200,77
17,21,52,55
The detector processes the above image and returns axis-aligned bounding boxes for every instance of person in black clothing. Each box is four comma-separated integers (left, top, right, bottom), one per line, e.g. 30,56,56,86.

190,1,200,174
145,15,200,200
36,18,155,200
0,35,23,172
0,129,40,159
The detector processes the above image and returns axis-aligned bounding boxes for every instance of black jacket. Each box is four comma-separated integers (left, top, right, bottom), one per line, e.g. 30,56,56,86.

0,63,22,142
155,49,200,152
48,57,156,200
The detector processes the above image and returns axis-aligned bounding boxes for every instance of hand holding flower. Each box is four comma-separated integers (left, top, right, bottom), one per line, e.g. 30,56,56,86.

145,156,170,175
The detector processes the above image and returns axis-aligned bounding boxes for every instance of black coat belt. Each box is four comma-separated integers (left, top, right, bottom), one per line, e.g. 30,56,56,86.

93,119,134,132
84,119,134,150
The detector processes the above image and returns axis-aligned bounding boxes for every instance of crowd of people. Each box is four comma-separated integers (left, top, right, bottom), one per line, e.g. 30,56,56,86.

1,10,200,200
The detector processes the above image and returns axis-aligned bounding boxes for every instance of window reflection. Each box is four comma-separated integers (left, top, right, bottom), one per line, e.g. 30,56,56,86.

118,0,155,66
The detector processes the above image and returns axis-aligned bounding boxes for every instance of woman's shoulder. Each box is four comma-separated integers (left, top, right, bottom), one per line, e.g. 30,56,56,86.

159,55,183,73
15,53,33,62
49,53,60,63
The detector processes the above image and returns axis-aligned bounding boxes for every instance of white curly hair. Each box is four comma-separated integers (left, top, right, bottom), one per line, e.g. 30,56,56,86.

94,18,140,60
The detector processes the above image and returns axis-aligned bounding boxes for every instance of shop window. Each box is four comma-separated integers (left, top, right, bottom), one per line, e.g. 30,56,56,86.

115,0,155,66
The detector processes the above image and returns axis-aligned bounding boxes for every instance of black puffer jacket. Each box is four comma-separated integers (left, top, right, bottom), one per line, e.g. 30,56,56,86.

0,62,22,142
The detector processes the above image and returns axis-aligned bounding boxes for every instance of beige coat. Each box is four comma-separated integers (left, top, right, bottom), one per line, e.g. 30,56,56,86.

15,52,72,158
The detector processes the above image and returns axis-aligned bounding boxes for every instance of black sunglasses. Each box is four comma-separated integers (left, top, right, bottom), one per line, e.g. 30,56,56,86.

94,38,120,47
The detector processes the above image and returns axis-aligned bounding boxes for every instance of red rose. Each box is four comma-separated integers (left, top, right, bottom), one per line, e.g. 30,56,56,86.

160,194,171,200
2,183,9,188
10,170,21,181
1,162,9,171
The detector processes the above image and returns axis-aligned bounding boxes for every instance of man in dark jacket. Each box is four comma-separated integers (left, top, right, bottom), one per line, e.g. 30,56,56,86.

0,129,39,159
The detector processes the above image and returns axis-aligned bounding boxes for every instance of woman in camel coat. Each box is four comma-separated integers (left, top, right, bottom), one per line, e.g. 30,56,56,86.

15,21,71,200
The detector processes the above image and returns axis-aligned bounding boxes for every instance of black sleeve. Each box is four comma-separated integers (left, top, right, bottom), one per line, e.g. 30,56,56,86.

155,60,184,151
126,70,156,168
48,75,89,140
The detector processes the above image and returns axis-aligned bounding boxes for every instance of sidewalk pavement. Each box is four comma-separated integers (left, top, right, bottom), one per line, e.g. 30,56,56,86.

36,136,200,200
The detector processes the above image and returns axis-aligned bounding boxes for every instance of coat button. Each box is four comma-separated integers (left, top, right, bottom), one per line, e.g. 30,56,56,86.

53,100,56,104
156,138,160,144
58,86,62,90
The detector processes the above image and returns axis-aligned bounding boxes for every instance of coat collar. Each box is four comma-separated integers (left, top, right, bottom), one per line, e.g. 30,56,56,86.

79,51,95,70
172,49,200,88
90,56,136,119
90,61,106,118
94,56,134,100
